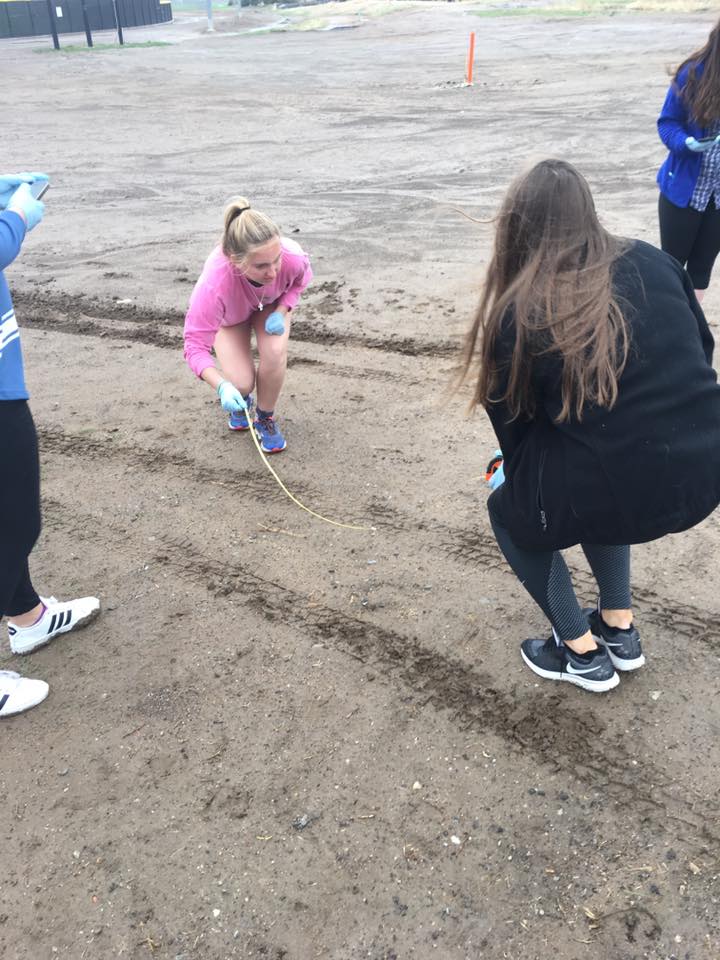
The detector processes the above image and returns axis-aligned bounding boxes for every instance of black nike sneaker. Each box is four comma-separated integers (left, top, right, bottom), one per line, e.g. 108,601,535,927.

585,607,645,672
520,636,619,693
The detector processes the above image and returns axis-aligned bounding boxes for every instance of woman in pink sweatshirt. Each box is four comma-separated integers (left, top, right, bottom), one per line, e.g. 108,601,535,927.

184,198,313,453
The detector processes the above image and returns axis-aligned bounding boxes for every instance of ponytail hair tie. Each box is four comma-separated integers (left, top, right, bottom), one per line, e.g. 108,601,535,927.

227,204,251,229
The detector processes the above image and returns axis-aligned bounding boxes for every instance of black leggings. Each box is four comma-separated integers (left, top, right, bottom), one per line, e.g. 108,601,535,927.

658,192,720,290
488,494,631,644
0,401,41,619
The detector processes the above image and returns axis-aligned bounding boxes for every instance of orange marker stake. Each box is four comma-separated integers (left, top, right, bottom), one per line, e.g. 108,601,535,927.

466,31,476,86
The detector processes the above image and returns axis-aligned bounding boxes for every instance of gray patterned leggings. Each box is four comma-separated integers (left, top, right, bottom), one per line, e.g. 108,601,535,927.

488,498,631,644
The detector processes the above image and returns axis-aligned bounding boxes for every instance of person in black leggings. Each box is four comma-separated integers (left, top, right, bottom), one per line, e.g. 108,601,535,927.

459,160,720,694
658,194,720,295
657,18,720,301
0,173,100,719
488,514,632,658
1,400,42,618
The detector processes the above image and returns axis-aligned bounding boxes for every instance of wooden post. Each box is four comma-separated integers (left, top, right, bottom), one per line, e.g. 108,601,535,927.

45,0,60,49
111,0,124,44
80,0,93,46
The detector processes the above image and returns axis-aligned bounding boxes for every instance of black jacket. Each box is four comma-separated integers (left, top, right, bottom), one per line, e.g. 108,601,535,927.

487,240,720,550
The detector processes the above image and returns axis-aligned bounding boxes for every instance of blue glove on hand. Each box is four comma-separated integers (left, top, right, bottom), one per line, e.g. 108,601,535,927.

0,172,48,210
265,310,285,336
488,461,505,491
685,135,720,153
217,380,248,414
7,183,45,232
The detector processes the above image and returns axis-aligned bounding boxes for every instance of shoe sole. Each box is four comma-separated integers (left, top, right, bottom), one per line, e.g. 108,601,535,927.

520,648,620,693
11,606,101,656
228,422,250,432
594,636,646,672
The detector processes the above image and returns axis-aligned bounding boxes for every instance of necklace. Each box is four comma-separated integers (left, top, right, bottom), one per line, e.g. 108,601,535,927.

246,276,265,311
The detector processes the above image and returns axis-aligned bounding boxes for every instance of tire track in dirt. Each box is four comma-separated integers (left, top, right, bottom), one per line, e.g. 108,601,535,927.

35,427,308,507
38,426,720,655
367,500,720,654
22,310,181,351
16,309,322,373
15,289,458,359
41,493,720,860
18,305,423,384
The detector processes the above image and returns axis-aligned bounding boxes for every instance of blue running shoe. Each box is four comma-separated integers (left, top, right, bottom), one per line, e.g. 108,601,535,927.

228,396,252,432
253,414,287,453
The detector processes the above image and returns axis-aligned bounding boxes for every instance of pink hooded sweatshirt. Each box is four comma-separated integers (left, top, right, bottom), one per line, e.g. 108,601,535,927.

183,237,313,378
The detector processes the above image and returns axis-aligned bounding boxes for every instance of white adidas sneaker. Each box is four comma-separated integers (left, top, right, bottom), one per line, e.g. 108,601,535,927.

0,670,49,717
8,595,100,655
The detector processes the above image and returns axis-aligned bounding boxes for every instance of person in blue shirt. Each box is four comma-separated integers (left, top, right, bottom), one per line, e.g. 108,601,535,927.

657,18,720,301
0,173,100,719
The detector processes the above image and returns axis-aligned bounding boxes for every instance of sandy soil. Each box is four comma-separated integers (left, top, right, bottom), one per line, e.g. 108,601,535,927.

2,5,720,959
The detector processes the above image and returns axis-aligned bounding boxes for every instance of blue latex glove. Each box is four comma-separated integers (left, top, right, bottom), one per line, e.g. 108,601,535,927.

265,310,285,336
7,183,44,232
217,380,248,414
488,461,505,491
0,172,48,210
685,135,720,153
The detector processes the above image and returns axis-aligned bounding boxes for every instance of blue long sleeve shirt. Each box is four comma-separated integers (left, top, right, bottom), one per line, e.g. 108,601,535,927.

0,210,29,401
656,62,718,208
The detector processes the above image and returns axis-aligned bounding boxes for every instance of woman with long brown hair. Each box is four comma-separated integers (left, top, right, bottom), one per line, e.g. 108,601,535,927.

657,18,720,300
462,160,720,693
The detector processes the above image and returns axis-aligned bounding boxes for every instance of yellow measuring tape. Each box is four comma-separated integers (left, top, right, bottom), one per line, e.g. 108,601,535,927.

245,408,368,531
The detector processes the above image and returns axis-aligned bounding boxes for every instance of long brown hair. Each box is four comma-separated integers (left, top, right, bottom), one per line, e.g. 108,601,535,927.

674,18,720,126
460,160,629,423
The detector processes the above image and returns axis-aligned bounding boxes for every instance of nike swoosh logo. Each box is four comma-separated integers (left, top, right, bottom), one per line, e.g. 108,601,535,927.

566,662,602,675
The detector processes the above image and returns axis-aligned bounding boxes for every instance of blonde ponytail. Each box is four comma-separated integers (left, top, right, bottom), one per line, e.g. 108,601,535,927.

221,197,280,266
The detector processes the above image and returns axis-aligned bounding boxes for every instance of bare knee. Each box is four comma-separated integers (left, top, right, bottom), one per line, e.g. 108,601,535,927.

259,341,288,371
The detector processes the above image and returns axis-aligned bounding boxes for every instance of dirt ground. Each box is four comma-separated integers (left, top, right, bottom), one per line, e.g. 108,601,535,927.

2,4,720,959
